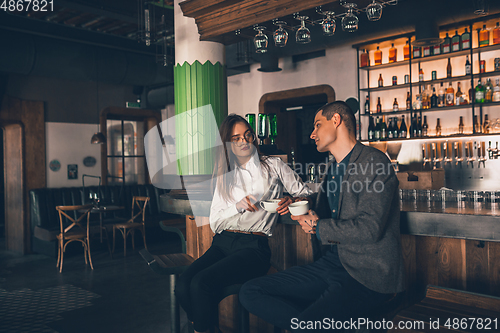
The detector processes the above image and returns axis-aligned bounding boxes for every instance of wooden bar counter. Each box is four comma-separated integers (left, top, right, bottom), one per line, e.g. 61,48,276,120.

160,193,500,332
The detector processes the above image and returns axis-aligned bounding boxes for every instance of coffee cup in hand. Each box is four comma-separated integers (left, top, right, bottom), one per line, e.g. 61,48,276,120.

288,201,309,216
259,199,281,213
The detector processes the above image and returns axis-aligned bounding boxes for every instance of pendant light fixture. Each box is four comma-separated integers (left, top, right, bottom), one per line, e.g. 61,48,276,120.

91,50,106,144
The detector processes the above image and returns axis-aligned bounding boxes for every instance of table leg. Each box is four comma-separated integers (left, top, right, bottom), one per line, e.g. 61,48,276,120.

170,274,180,333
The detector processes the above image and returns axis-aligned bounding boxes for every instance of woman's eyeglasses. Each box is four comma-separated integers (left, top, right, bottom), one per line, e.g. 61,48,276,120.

231,131,255,146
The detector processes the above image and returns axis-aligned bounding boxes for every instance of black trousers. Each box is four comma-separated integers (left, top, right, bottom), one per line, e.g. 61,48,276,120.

239,246,393,332
175,231,271,332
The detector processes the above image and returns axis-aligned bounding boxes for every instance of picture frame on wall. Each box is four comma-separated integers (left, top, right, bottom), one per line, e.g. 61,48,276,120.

68,164,78,180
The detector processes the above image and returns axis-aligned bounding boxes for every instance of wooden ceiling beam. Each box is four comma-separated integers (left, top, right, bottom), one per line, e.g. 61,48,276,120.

180,0,337,43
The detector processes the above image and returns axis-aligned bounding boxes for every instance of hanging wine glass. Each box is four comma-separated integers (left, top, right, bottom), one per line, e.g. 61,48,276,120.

366,0,383,21
341,3,359,33
321,11,336,36
273,21,288,47
295,16,311,44
253,26,268,53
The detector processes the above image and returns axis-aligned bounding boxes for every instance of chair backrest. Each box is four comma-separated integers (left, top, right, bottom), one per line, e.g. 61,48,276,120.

56,204,93,236
130,196,150,224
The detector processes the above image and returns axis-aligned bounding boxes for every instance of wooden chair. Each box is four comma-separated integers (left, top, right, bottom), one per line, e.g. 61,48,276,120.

56,204,93,273
112,196,150,256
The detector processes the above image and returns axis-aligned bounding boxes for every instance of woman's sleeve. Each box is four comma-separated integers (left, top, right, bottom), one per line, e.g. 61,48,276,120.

275,158,313,197
209,182,241,227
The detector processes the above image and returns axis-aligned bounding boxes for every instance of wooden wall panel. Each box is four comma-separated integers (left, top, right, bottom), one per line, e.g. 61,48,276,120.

437,238,465,290
466,240,490,294
415,236,438,288
489,242,500,297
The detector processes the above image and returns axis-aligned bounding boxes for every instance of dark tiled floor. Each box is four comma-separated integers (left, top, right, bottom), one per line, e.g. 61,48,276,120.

0,231,188,333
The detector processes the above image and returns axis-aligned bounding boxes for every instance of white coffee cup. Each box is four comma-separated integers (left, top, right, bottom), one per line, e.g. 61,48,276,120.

288,201,309,216
259,199,281,213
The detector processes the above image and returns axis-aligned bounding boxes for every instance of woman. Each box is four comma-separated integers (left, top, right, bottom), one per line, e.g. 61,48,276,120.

175,114,311,333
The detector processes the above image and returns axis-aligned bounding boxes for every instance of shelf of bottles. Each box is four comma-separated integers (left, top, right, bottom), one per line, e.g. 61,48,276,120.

355,16,500,142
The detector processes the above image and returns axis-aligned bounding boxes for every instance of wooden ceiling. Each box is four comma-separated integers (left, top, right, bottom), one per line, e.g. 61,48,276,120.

180,0,377,45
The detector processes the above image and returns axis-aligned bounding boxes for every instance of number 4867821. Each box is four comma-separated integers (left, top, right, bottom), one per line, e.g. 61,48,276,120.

1,0,54,12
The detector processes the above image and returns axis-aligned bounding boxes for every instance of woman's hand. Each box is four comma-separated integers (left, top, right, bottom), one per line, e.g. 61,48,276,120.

276,196,293,215
236,195,259,212
290,210,318,234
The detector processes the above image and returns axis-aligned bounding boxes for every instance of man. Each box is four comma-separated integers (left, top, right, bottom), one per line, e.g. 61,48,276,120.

239,101,405,332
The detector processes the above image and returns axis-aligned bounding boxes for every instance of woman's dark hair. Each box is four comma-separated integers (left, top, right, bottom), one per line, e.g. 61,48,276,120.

212,114,270,202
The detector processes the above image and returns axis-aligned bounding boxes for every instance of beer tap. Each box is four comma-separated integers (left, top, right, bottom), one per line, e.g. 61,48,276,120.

431,142,442,169
488,141,500,159
443,141,453,166
422,143,431,168
454,141,463,168
466,141,475,168
477,141,486,168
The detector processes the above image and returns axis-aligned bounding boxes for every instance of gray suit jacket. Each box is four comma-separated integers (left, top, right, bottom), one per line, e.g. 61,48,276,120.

313,142,405,294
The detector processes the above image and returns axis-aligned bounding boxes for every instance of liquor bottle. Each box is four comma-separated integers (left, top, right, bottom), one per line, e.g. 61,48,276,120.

458,116,464,134
387,118,394,139
433,42,441,55
431,87,438,108
475,79,485,103
413,45,421,58
393,117,400,138
419,68,424,82
393,98,399,112
479,24,489,47
494,22,500,45
485,78,493,102
374,46,382,65
380,116,387,139
493,78,500,102
436,118,442,136
421,85,429,109
374,116,381,140
403,92,410,111
446,82,455,106
389,43,397,63
290,147,296,171
409,114,416,138
438,82,446,107
360,49,370,67
455,82,463,105
461,28,471,49
422,116,428,136
474,115,481,133
417,116,422,137
447,58,452,78
400,115,407,138
465,55,471,75
403,40,410,61
442,32,451,53
423,45,432,57
451,30,461,51
484,114,490,134
377,97,382,113
378,73,383,87
368,116,375,140
364,95,370,114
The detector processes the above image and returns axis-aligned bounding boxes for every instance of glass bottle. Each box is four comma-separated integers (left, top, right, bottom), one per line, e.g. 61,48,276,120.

378,73,383,87
400,115,407,138
458,116,464,134
419,68,424,82
368,116,375,140
494,22,500,45
446,82,455,106
447,58,452,78
442,32,451,53
380,116,387,139
455,82,463,105
475,79,485,103
374,116,381,140
268,113,278,144
245,114,256,132
374,46,382,65
474,115,481,133
422,116,428,136
436,118,442,137
451,30,461,51
493,78,500,102
393,98,399,112
360,49,370,67
364,95,370,114
484,114,490,134
417,116,422,137
389,43,397,63
479,24,489,47
377,97,382,113
393,117,400,138
403,40,410,60
258,113,268,144
485,78,493,103
413,45,421,58
431,87,438,108
465,55,471,75
461,28,471,49
406,91,411,110
433,42,441,55
423,45,432,57
438,82,446,107
387,118,394,139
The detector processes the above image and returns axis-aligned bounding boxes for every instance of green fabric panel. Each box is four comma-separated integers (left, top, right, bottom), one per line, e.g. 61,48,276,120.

174,61,227,176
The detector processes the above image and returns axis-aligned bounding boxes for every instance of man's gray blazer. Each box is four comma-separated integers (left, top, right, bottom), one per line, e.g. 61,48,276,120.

313,141,405,294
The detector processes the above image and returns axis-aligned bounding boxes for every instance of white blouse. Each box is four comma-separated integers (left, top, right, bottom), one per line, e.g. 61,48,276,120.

209,153,312,236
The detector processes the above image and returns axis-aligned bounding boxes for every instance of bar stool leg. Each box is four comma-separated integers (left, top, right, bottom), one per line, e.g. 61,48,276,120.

170,274,180,333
